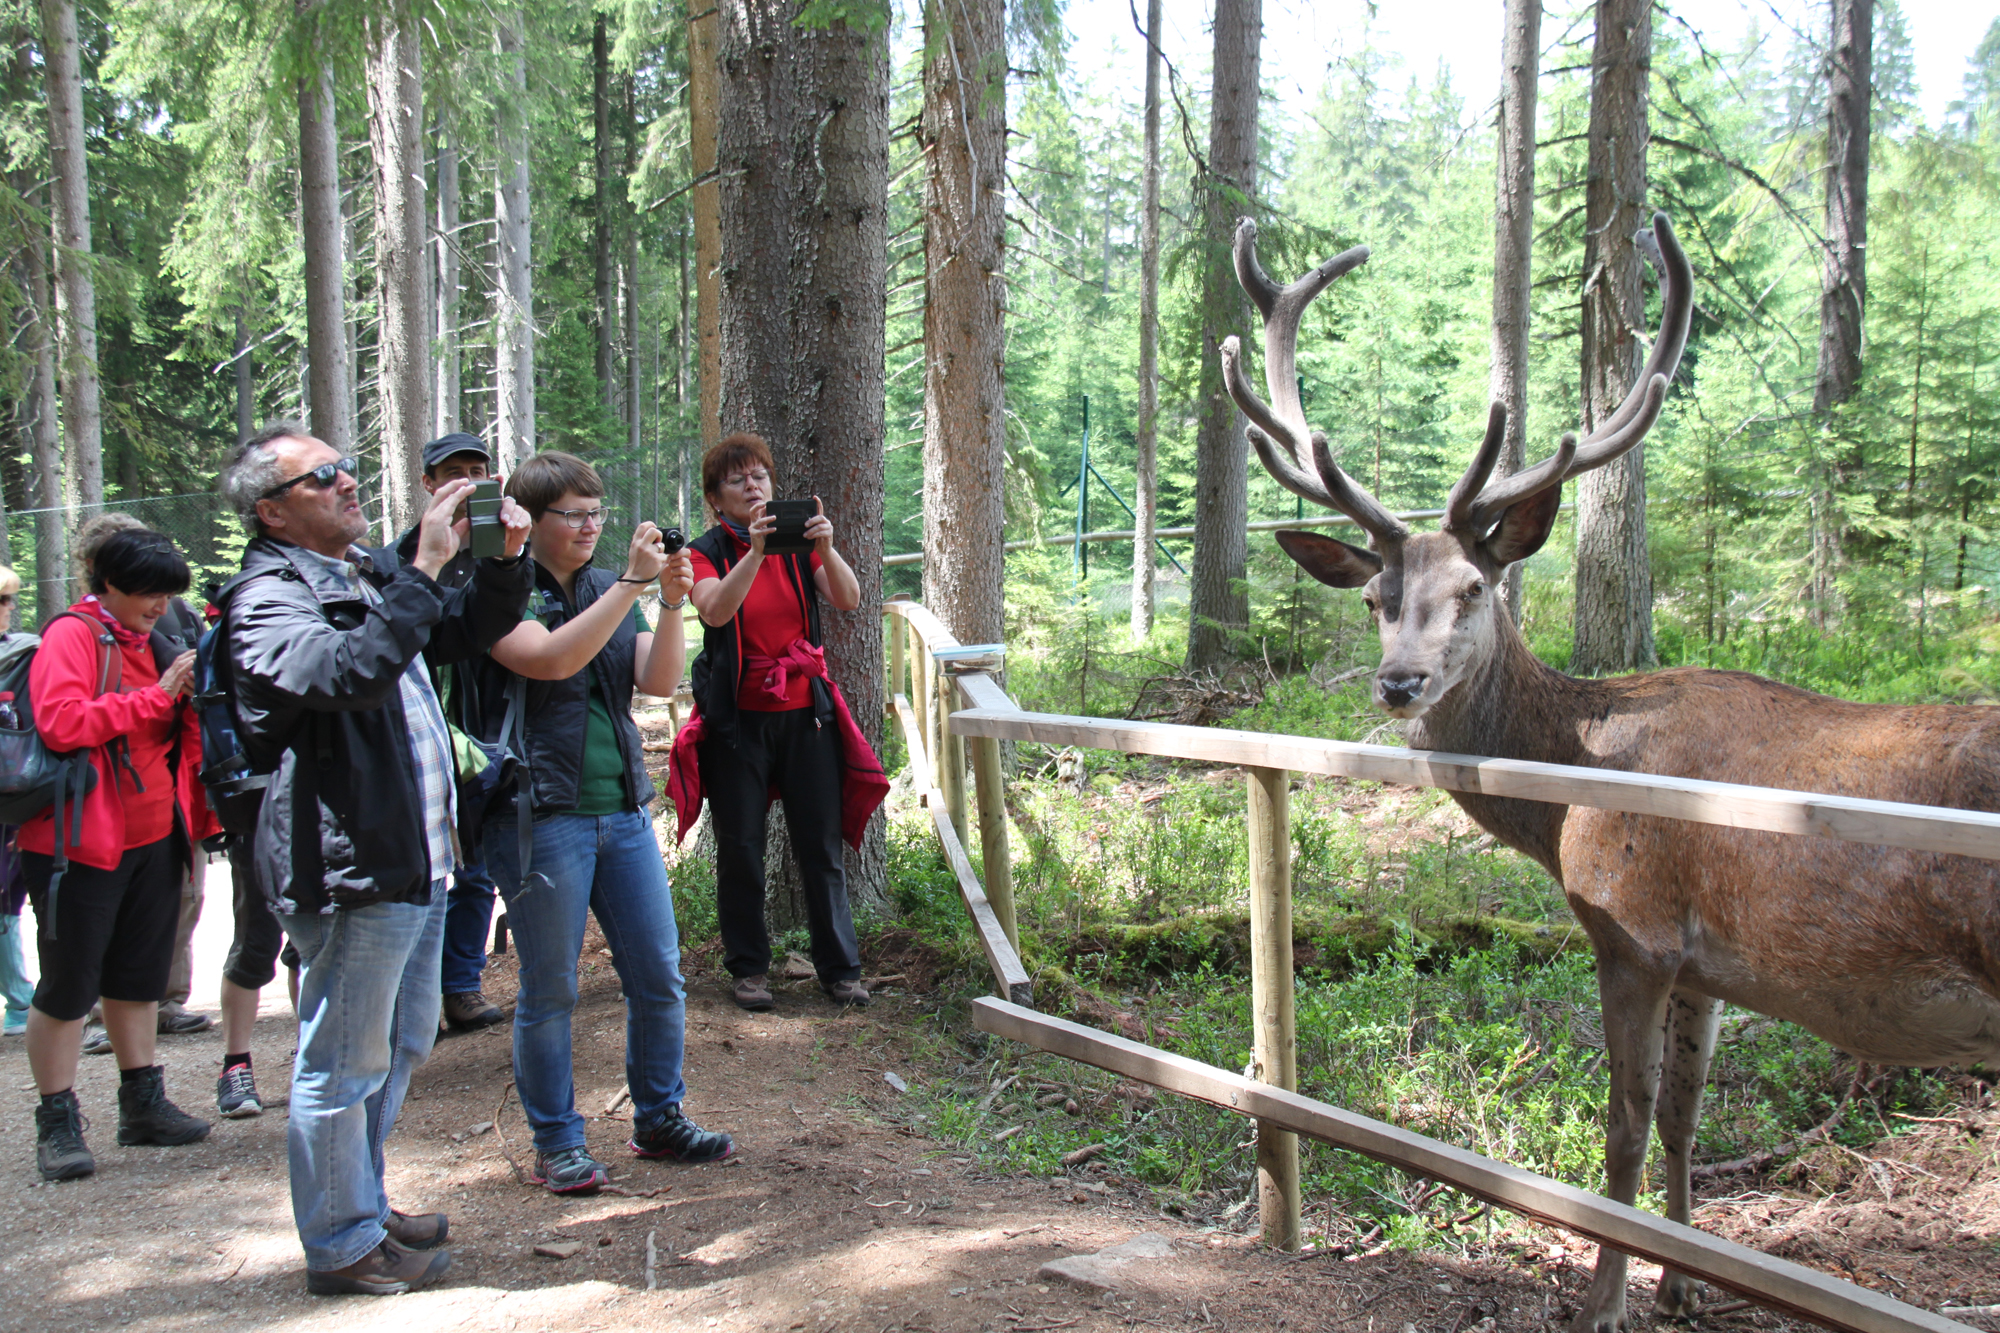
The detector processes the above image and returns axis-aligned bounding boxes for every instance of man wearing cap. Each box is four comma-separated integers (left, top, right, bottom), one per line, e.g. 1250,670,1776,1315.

395,434,508,1033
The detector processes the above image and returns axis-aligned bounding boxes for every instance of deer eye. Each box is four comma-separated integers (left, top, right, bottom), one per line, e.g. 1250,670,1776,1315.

1462,582,1485,602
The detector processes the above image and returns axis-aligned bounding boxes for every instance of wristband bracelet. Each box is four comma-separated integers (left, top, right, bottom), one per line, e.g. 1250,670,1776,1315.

664,597,688,610
616,575,651,585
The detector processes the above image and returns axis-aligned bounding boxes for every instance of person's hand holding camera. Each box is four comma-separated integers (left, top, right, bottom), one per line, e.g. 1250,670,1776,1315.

804,496,834,549
742,500,778,559
621,521,670,587
158,648,197,700
498,492,531,559
415,478,476,580
660,550,695,607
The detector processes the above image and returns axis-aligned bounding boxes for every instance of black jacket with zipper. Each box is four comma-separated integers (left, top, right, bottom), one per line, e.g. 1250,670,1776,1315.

463,561,653,816
226,536,532,915
687,525,830,750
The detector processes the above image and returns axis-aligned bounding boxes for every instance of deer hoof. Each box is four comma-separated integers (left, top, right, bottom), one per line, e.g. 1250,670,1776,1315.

1653,1272,1704,1322
1570,1303,1628,1333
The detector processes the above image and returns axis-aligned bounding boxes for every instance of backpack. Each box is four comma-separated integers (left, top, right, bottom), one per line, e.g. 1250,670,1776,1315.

192,572,280,839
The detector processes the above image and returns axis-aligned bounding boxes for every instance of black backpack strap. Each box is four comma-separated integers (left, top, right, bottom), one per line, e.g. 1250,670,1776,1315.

40,612,118,942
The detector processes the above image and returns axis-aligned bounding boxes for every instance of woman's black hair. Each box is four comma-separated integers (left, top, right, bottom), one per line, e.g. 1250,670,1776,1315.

89,528,192,598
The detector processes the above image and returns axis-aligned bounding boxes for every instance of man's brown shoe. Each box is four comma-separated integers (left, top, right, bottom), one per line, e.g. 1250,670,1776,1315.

305,1239,451,1296
383,1208,449,1251
442,991,506,1031
732,974,775,1011
822,979,871,1007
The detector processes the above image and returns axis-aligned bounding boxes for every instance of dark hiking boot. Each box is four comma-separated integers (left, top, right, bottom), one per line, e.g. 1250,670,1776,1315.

821,978,871,1007
630,1105,734,1164
442,991,506,1031
731,974,775,1011
35,1089,95,1182
157,1005,214,1035
383,1208,449,1251
528,1146,608,1196
116,1065,212,1146
306,1239,452,1296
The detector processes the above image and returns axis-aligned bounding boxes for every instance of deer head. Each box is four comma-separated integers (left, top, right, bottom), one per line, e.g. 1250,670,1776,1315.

1220,212,1692,719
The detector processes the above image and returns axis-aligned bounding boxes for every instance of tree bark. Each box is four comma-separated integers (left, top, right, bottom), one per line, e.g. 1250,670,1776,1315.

593,14,619,413
494,8,536,471
435,116,462,438
1186,0,1260,672
18,183,64,616
716,0,889,915
1491,0,1540,621
235,304,255,440
687,0,722,453
366,9,429,534
919,0,1006,650
38,0,101,512
626,77,643,457
1570,0,1655,675
298,52,352,457
1131,0,1163,641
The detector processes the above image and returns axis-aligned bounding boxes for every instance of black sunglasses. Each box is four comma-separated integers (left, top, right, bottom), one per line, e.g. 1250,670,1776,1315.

262,456,359,500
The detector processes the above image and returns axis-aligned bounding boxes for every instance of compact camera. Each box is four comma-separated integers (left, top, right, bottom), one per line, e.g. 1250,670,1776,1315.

467,479,507,558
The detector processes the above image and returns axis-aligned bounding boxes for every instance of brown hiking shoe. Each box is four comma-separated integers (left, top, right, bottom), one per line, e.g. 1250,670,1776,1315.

442,991,506,1031
305,1239,451,1296
383,1208,449,1251
822,979,871,1007
732,974,775,1011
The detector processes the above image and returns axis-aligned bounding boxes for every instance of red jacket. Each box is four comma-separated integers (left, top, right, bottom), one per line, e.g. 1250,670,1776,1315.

17,603,218,872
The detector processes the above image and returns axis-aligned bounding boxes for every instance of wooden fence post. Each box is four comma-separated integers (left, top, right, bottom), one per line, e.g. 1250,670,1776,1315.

942,671,969,843
970,733,1015,949
913,632,931,787
1247,764,1300,1252
889,608,905,704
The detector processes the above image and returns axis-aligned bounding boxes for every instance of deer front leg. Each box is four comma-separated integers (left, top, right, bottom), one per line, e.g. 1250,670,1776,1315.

1575,953,1674,1333
1651,988,1723,1320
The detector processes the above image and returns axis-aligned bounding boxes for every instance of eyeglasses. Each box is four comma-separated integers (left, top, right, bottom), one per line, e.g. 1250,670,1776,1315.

261,456,359,500
546,506,610,530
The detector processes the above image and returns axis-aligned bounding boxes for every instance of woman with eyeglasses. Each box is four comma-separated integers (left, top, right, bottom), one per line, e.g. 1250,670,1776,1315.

468,451,732,1197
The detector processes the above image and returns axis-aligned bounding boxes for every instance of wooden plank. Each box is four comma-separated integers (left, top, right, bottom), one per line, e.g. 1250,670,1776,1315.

891,696,932,793
972,998,1975,1333
951,708,2000,863
953,670,1017,714
971,734,1016,950
1247,765,1299,1252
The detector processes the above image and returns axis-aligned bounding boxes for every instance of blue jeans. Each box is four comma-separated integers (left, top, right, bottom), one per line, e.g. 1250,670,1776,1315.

484,809,687,1153
282,887,446,1272
441,860,498,995
0,912,30,1027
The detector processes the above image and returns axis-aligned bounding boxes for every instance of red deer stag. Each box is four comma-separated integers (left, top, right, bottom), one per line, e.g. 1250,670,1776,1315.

1220,212,2000,1333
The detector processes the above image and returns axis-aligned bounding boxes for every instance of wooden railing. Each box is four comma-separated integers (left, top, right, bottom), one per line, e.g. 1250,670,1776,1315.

880,597,1991,1333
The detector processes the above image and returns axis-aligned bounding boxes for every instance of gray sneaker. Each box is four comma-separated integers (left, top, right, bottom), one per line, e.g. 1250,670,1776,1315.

528,1145,608,1196
80,1024,112,1056
217,1063,263,1118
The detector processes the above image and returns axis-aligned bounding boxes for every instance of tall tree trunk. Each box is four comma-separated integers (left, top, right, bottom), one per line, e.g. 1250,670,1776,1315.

1186,0,1260,672
918,0,1006,650
716,0,888,916
235,304,255,439
18,183,64,617
1131,0,1163,641
494,8,535,471
1570,0,1655,675
367,10,428,536
39,0,101,513
625,77,643,457
687,0,722,453
1812,0,1871,622
1491,0,1540,621
593,14,619,412
297,48,350,455
435,117,462,438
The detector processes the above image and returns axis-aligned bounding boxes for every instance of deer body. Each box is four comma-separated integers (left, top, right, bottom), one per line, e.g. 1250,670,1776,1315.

1222,214,2000,1332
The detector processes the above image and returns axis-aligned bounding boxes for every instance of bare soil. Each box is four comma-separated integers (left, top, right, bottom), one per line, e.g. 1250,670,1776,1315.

2,906,1995,1332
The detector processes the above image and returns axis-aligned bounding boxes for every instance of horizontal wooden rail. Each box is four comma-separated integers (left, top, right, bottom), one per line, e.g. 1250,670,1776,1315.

950,707,2000,864
973,998,1974,1333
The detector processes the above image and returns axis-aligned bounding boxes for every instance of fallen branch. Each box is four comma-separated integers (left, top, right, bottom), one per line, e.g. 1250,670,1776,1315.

1691,1067,1864,1181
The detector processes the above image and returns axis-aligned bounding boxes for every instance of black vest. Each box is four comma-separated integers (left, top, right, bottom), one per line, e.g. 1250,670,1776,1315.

689,525,830,748
470,562,653,814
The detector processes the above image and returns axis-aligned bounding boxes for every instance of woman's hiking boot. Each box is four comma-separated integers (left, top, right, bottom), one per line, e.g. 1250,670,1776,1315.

116,1065,212,1146
34,1088,95,1181
630,1105,734,1164
305,1239,452,1296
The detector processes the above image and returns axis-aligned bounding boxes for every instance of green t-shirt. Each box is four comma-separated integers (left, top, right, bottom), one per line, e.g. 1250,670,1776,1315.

523,592,650,815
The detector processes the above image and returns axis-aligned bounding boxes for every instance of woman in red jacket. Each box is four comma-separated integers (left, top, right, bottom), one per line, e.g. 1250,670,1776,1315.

21,528,219,1183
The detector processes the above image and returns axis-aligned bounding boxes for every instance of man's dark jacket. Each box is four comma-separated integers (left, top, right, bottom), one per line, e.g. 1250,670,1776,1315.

226,535,531,916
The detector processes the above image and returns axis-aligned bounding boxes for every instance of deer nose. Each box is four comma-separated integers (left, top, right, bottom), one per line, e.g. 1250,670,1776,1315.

1377,671,1428,707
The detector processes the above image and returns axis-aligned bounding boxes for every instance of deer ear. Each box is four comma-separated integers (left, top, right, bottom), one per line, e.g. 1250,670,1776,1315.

1480,482,1562,566
1275,530,1382,588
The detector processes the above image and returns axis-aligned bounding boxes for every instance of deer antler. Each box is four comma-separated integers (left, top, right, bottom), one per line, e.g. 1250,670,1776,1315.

1221,219,1407,547
1454,212,1693,536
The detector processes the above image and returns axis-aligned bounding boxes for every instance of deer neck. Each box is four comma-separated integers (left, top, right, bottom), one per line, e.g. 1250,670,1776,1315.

1402,607,1606,880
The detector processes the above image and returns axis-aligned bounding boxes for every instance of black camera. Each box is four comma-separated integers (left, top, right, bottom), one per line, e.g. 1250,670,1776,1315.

763,500,815,554
662,526,685,555
467,479,507,558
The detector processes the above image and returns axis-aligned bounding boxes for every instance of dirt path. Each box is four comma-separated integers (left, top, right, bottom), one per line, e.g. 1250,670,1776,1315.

3,917,1992,1333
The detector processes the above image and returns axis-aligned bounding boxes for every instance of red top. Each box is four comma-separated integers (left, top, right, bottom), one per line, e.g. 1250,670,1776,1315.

17,601,216,870
689,535,825,712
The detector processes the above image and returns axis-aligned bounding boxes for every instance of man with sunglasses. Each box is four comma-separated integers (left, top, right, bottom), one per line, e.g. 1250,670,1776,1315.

216,422,532,1296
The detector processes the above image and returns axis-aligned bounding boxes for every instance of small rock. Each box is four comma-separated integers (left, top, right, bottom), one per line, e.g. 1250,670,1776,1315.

883,1070,909,1093
467,1121,495,1136
1039,1232,1176,1293
535,1241,584,1260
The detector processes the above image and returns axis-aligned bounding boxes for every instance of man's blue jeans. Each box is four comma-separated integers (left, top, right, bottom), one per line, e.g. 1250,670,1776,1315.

282,886,446,1272
484,809,687,1153
441,860,498,995
0,911,32,1029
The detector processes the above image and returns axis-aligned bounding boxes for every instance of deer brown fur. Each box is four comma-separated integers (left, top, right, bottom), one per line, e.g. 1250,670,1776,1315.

1224,212,2000,1333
